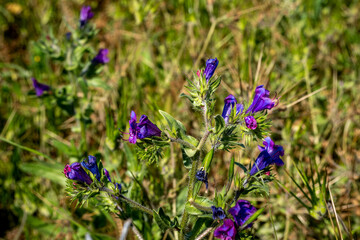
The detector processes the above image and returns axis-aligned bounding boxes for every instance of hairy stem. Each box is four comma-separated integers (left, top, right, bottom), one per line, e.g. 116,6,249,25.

99,187,153,215
169,137,196,150
180,130,211,239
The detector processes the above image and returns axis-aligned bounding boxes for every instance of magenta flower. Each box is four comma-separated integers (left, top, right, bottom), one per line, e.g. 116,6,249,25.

228,199,257,228
250,137,284,175
203,58,219,82
128,111,161,144
80,6,94,27
64,162,92,185
92,49,109,64
214,219,236,240
244,116,257,130
32,78,50,97
246,85,277,113
81,155,100,181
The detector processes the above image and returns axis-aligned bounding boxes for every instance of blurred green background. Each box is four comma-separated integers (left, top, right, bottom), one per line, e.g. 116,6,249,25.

0,0,359,239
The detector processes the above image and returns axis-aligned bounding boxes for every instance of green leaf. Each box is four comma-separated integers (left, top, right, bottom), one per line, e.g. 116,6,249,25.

159,110,187,138
241,207,264,228
203,149,214,173
185,203,203,216
214,115,225,134
234,162,248,173
19,162,66,186
153,207,179,232
228,156,235,181
182,147,193,169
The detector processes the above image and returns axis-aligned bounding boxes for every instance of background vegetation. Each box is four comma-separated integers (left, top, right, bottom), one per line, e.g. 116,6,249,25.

0,0,359,239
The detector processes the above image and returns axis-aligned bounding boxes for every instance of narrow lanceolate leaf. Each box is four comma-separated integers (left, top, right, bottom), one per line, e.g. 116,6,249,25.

159,110,187,138
241,208,264,229
214,115,225,134
228,156,235,182
203,149,214,173
153,207,179,232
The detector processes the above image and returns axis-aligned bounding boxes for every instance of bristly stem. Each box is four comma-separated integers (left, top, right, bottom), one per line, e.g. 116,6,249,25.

169,137,196,150
99,187,153,215
179,130,211,239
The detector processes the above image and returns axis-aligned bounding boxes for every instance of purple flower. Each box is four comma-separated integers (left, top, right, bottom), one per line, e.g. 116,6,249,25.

32,78,50,97
214,219,236,240
211,206,226,220
244,116,257,130
104,168,111,182
128,111,162,144
250,137,284,176
80,6,94,27
228,199,257,228
115,183,122,193
246,85,278,114
222,95,237,124
236,104,244,115
92,49,109,64
65,32,72,41
203,58,219,82
81,155,100,181
195,170,208,189
64,162,92,185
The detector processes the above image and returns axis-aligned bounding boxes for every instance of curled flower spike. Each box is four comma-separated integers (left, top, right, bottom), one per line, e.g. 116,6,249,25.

250,137,284,176
92,49,109,65
64,162,92,185
246,85,277,114
244,116,257,130
211,206,226,220
195,170,208,189
32,78,50,97
127,111,162,144
214,219,236,240
81,155,100,181
203,58,219,82
103,168,112,182
221,95,237,124
80,6,94,27
228,199,257,228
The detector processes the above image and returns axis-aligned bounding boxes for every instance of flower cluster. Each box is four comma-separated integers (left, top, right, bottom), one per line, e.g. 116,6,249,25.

64,155,121,190
125,111,162,144
214,200,257,240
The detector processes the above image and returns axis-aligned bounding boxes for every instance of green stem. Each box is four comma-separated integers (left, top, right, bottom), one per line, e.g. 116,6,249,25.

169,137,196,150
180,130,211,239
99,187,153,216
119,195,154,215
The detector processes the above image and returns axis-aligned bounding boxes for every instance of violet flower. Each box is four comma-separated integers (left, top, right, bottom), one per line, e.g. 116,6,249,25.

104,168,112,182
203,58,219,82
81,155,100,181
244,116,257,130
128,111,161,144
246,85,277,114
92,49,109,65
115,183,122,193
64,162,92,185
214,219,236,240
221,95,237,124
249,137,284,176
228,199,257,228
32,78,50,97
211,206,226,220
80,6,94,27
236,104,244,115
195,170,208,189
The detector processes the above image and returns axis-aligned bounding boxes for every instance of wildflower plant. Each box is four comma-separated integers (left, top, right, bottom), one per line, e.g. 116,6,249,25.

62,37,285,238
